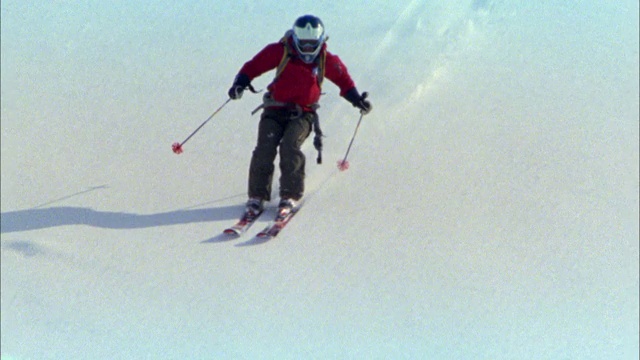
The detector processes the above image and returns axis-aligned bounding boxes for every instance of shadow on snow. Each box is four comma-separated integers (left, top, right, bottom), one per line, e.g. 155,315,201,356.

0,206,242,233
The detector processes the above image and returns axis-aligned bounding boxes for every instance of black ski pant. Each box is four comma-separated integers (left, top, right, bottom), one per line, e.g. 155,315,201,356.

248,108,315,201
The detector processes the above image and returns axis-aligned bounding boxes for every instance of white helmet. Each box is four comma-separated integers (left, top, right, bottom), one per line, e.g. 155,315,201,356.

292,15,325,63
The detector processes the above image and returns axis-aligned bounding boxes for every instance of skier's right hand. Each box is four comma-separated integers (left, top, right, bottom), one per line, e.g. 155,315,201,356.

228,73,251,100
228,85,244,100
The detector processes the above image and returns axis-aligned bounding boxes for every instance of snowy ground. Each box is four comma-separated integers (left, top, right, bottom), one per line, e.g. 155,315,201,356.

2,1,638,359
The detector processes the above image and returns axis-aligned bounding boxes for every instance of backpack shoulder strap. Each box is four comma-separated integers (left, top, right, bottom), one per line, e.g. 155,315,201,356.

316,47,326,88
273,31,294,82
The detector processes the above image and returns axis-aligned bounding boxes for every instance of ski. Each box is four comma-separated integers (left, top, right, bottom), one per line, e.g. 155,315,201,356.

256,205,301,238
223,209,264,236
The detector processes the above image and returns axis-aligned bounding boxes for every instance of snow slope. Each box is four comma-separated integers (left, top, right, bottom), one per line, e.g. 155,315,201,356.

2,1,638,359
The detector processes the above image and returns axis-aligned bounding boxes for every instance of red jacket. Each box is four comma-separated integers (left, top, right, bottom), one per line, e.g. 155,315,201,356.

237,39,356,110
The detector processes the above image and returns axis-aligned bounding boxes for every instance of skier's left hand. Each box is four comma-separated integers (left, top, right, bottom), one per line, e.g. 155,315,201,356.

355,92,371,115
345,88,372,115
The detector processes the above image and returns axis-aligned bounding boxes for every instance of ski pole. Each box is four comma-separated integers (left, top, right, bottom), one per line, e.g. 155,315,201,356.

337,111,365,171
172,98,232,154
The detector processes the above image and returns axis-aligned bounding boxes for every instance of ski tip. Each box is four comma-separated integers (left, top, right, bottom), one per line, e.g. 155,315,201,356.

223,228,241,236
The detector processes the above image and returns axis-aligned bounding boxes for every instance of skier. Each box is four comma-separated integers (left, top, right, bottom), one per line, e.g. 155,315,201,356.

228,14,371,217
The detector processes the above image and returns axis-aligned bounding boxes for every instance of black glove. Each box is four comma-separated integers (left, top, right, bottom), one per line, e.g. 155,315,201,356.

344,88,372,115
228,73,251,100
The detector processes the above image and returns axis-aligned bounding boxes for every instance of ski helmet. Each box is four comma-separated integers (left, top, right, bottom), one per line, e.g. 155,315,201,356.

292,15,325,63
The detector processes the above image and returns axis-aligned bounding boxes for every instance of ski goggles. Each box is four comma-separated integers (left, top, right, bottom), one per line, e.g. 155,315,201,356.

298,39,320,51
